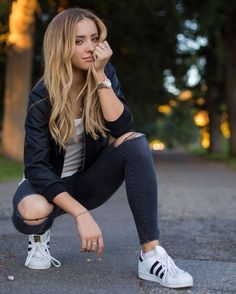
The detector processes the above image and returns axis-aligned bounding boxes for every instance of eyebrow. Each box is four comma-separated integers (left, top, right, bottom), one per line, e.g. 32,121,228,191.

75,33,98,38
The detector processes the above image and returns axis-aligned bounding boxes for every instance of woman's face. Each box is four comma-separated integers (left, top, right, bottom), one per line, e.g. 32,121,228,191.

71,17,99,71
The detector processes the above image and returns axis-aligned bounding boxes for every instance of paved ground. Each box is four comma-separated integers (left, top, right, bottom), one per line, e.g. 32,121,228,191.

0,150,236,294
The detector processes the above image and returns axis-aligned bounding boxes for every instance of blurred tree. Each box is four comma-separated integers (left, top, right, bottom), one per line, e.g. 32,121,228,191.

0,0,12,129
104,0,181,137
0,0,200,158
180,0,236,156
1,0,40,160
176,0,224,153
221,2,236,157
156,102,198,148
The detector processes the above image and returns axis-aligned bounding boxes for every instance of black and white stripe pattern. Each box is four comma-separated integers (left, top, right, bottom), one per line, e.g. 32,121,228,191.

139,256,143,262
139,255,165,280
150,260,164,279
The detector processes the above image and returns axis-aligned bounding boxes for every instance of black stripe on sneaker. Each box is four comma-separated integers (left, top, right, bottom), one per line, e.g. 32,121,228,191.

139,256,143,262
155,265,163,277
150,261,159,274
160,272,164,279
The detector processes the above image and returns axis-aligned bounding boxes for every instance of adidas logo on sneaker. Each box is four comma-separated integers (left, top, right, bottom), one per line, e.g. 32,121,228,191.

138,245,193,288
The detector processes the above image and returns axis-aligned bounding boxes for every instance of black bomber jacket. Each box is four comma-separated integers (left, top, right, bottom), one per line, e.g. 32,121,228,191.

24,63,134,203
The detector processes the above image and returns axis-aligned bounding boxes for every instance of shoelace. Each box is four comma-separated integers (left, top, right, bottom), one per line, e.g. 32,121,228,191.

25,242,61,268
160,254,183,282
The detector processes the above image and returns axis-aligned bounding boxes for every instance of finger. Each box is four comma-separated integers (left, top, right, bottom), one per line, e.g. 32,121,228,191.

97,235,104,256
80,239,87,252
97,42,106,49
93,51,98,60
87,239,92,252
93,50,106,60
91,240,97,252
94,47,106,55
93,50,104,60
103,40,110,49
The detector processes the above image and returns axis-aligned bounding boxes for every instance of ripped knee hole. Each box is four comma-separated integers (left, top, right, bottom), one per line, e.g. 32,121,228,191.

22,215,50,222
113,132,144,148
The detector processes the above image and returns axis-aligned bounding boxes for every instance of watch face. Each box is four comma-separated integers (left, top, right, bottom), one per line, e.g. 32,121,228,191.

104,78,112,88
98,78,112,89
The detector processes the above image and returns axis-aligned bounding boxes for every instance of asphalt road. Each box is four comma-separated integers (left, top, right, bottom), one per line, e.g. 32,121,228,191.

0,150,236,294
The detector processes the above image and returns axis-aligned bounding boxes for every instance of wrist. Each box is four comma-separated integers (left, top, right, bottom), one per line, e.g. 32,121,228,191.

96,71,106,82
74,210,88,221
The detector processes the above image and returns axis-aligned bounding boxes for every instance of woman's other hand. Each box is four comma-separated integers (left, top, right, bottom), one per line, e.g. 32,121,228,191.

93,40,113,72
75,211,104,256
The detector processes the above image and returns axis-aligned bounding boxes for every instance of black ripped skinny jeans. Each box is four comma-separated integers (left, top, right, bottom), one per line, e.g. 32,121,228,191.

12,134,160,244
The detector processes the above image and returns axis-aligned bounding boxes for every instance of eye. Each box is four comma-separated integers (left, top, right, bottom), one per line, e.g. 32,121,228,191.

92,37,99,42
75,39,83,45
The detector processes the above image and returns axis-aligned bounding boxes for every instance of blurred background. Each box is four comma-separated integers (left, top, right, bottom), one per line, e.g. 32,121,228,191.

0,0,236,180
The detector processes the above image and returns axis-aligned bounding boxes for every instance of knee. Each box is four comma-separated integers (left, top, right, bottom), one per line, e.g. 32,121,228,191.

18,194,54,224
113,131,144,148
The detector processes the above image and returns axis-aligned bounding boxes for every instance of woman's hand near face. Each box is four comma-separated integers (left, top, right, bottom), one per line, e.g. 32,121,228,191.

75,211,104,256
93,40,113,72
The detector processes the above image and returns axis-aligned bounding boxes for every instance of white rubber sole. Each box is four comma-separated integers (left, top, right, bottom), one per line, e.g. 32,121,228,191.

138,271,193,289
25,263,51,270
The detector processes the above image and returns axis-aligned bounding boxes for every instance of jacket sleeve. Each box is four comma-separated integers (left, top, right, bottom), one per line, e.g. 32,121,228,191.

104,63,134,138
24,91,67,202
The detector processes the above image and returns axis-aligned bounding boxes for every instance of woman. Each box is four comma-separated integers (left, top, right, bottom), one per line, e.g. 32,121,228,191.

12,8,193,289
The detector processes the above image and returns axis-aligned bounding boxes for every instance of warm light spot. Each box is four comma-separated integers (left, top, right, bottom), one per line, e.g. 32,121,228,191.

158,105,172,114
0,33,8,42
194,110,209,127
196,97,205,105
201,129,210,149
8,0,40,50
169,99,178,107
58,6,65,13
178,90,193,101
220,120,231,139
201,84,208,92
149,140,165,151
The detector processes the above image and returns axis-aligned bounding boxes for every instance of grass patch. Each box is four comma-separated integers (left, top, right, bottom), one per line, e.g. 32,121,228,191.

229,158,236,169
0,155,23,182
188,145,236,171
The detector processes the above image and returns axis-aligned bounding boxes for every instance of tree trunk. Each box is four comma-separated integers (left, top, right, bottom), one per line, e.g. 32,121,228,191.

2,48,33,160
225,47,236,157
223,8,236,157
1,0,39,161
208,85,221,153
205,39,222,153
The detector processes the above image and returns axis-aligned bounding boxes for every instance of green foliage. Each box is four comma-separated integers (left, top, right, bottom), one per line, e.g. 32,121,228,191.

156,102,199,148
189,139,236,170
0,155,23,182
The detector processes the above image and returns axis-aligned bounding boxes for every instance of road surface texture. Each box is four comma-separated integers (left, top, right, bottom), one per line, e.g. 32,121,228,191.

0,150,236,293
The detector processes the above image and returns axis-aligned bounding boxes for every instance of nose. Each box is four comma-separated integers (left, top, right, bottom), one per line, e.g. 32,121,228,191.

86,40,95,52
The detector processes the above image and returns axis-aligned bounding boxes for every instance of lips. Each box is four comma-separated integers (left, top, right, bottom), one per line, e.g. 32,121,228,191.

83,56,93,62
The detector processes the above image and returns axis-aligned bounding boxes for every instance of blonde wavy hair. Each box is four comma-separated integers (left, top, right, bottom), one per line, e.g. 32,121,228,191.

43,8,108,150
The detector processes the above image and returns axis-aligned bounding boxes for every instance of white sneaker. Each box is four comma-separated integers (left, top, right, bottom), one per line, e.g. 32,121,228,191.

138,245,193,288
25,230,61,269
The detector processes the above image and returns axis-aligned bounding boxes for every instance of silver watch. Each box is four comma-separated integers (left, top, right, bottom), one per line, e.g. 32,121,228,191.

97,78,112,89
